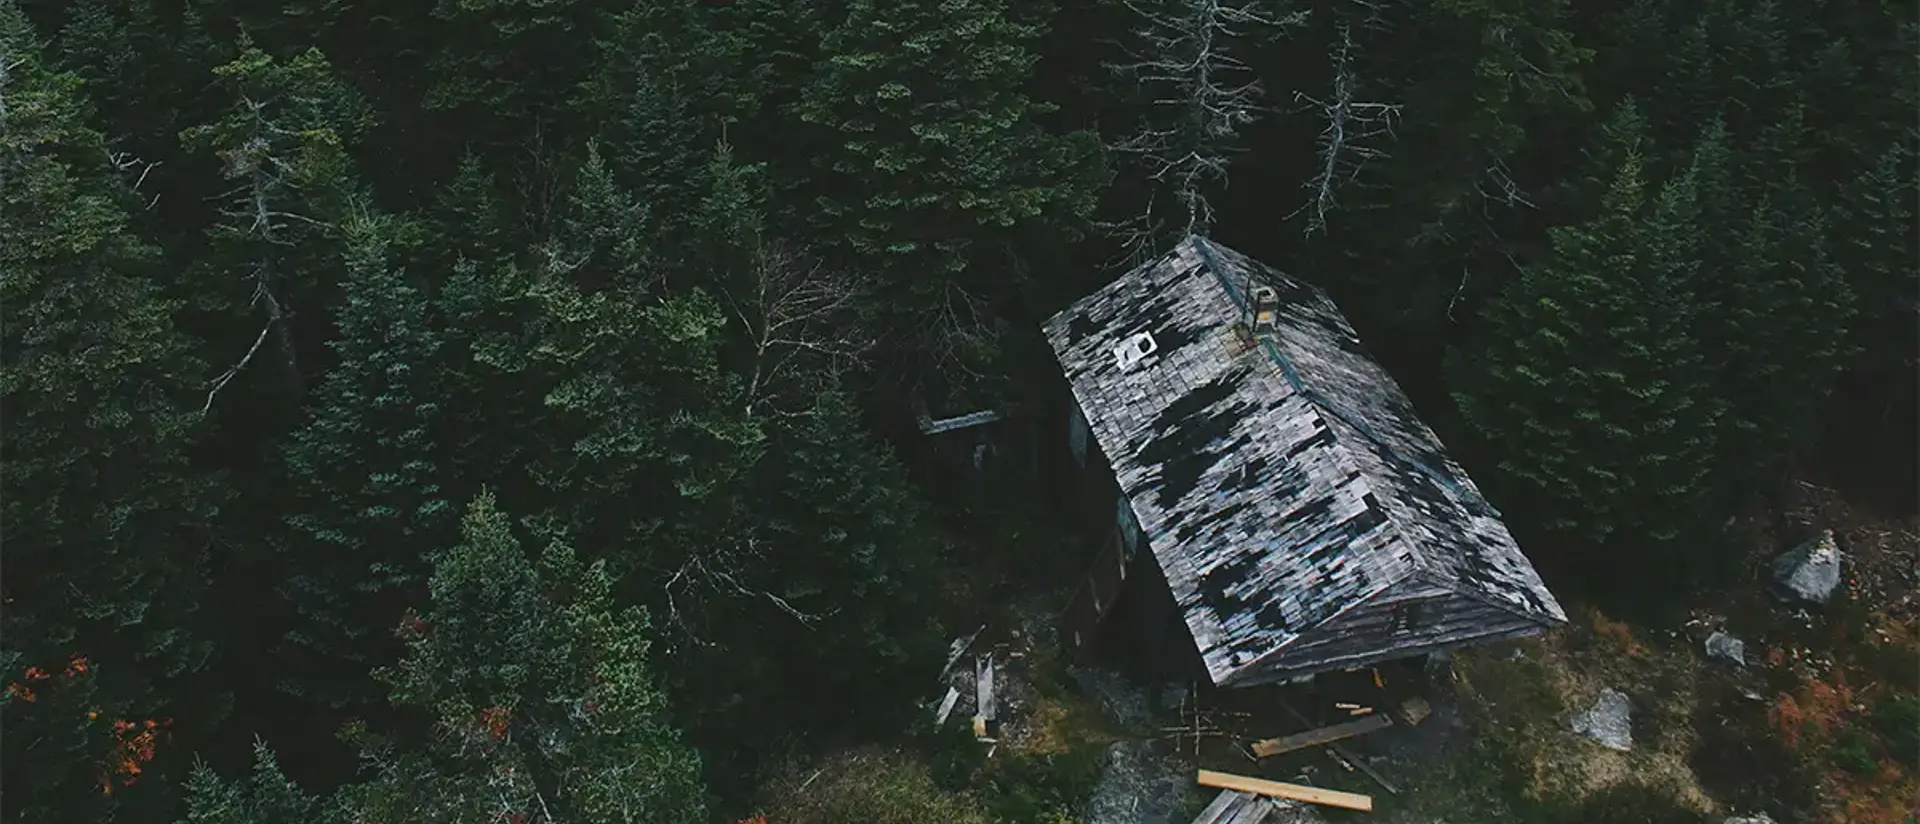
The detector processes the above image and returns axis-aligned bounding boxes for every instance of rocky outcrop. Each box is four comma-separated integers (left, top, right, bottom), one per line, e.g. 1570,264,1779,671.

1571,688,1634,752
1771,530,1843,606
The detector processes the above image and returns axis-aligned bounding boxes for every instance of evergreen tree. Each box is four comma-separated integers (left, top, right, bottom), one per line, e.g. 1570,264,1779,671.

2,9,226,818
579,0,759,254
180,43,374,407
274,207,452,710
421,152,517,271
794,0,1104,381
330,492,707,824
1449,128,1729,593
177,742,326,824
1686,113,1855,485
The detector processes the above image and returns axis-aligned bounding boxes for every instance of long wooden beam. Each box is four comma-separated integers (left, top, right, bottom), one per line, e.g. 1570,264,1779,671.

1248,713,1393,758
1196,770,1373,812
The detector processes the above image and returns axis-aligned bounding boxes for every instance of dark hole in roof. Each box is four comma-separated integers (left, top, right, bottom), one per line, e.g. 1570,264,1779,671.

1198,552,1260,621
1066,312,1098,346
1138,371,1249,511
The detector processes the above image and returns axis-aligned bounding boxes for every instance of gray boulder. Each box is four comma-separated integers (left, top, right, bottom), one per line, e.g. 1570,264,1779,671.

1771,530,1843,606
1724,814,1776,824
1571,688,1634,752
1705,630,1746,665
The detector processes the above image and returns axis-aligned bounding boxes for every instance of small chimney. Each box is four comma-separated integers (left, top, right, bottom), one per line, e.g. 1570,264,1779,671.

1250,285,1280,337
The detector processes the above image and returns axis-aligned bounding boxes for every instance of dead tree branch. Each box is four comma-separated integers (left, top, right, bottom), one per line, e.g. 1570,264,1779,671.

1289,24,1401,236
1106,0,1307,249
720,241,873,418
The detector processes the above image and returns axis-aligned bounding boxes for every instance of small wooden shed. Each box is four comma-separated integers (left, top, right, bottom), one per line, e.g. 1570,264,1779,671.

1041,236,1567,688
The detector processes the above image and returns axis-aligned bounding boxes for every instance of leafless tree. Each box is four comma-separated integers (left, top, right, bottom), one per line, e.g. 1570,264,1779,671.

1290,24,1401,236
104,148,162,210
720,240,873,419
1106,0,1306,261
201,93,335,412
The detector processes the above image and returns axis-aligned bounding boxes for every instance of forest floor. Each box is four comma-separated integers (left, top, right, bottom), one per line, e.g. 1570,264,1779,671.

755,476,1917,824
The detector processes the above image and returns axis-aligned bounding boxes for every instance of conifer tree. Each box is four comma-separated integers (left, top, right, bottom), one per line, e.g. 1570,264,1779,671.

1686,113,1855,484
1449,128,1729,590
177,742,325,824
330,492,707,824
181,43,374,408
795,0,1104,380
2,6,225,816
274,207,451,710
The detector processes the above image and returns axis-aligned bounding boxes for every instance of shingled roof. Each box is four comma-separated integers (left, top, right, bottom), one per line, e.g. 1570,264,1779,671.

1042,236,1566,687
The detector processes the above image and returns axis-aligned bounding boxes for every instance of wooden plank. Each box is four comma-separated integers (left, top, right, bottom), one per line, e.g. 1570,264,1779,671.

1223,798,1275,824
940,626,985,680
1250,713,1393,758
933,686,960,727
1195,770,1373,813
1276,699,1400,796
976,655,996,721
1398,697,1432,726
1190,789,1251,824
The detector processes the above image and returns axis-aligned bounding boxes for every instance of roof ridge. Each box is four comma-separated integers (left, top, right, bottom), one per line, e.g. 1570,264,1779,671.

1190,236,1480,582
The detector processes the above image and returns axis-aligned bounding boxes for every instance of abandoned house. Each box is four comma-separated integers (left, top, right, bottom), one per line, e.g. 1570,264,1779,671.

1041,236,1567,689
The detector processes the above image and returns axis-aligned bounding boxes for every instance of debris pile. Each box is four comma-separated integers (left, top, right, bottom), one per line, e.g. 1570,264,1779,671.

1083,739,1189,824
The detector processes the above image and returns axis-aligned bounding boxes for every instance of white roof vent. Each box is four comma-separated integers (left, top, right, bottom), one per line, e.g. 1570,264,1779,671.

1113,331,1159,371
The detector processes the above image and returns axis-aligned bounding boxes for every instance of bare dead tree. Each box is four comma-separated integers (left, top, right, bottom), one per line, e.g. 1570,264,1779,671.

719,240,873,419
1290,24,1401,236
658,527,837,651
202,92,335,412
1106,0,1306,259
920,279,1000,382
104,148,162,210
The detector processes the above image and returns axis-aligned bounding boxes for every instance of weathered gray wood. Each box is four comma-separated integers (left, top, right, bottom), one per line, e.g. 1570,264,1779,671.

1275,699,1400,796
1191,790,1253,824
1223,798,1275,824
933,686,960,727
975,655,996,721
940,625,985,680
1039,236,1567,689
1251,714,1392,758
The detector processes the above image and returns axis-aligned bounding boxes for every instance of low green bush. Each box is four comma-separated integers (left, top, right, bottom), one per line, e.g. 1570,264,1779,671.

1871,694,1919,766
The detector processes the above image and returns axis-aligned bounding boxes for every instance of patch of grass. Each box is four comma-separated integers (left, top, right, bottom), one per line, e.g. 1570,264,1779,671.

1870,695,1919,766
757,749,999,824
975,747,1106,824
1830,725,1881,776
1557,782,1710,824
1688,679,1819,821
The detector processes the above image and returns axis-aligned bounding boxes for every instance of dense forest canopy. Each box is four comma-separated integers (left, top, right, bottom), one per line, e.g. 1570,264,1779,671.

1,0,1913,821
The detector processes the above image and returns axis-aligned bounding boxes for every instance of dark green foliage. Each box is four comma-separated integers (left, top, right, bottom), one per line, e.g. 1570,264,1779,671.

794,0,1103,379
7,0,1916,820
2,11,227,819
275,208,451,709
1871,694,1920,767
180,43,374,404
1,648,120,824
333,492,707,824
1449,124,1729,589
1686,113,1857,487
177,743,327,824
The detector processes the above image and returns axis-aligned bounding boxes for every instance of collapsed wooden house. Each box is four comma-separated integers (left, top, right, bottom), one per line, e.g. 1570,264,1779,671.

1042,236,1567,689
